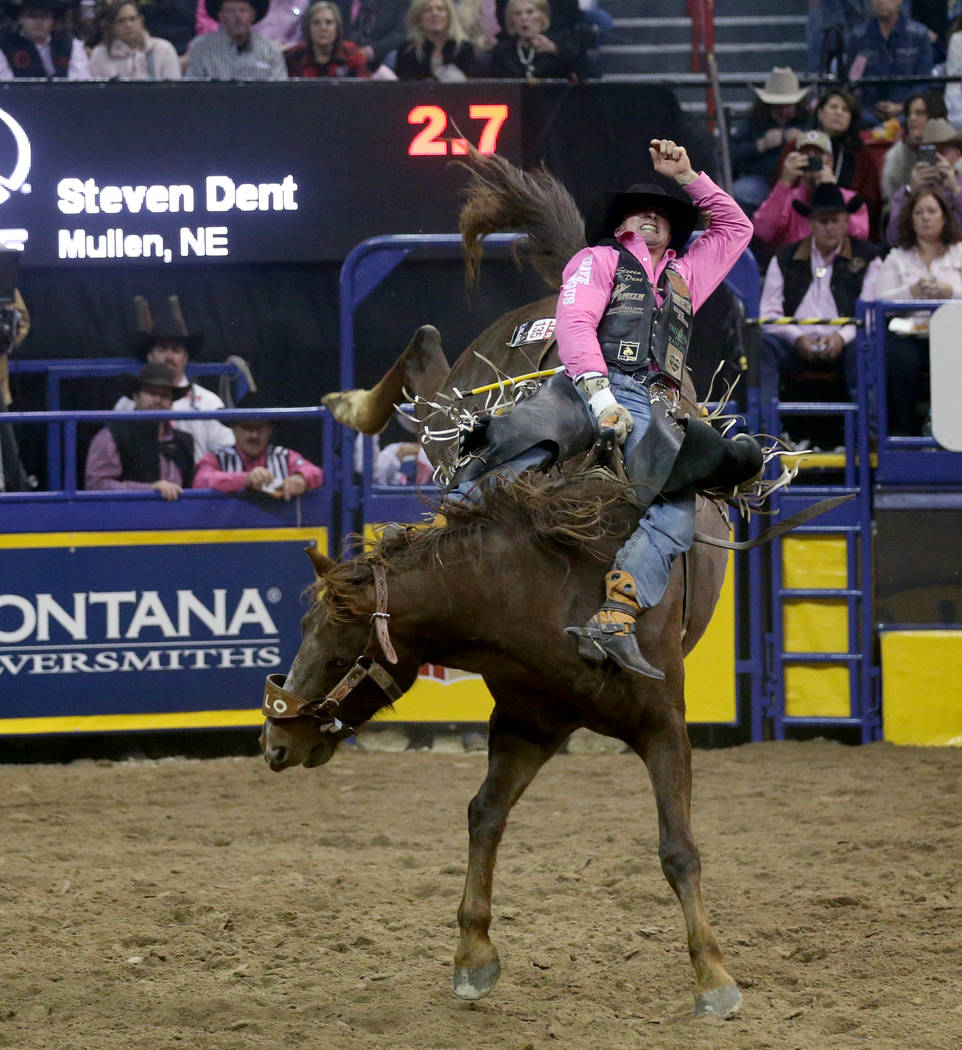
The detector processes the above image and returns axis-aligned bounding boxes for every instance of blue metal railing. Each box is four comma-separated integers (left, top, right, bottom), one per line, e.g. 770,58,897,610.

1,405,334,496
6,358,250,490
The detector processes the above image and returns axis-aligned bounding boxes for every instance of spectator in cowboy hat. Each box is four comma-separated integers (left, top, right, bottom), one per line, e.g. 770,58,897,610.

759,182,881,409
729,67,810,215
0,0,91,78
185,0,287,79
86,362,194,501
192,389,323,500
113,295,234,460
885,118,962,245
753,128,870,252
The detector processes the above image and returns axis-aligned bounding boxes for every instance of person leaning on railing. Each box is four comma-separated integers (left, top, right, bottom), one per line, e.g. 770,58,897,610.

85,363,194,502
876,186,962,435
192,390,323,500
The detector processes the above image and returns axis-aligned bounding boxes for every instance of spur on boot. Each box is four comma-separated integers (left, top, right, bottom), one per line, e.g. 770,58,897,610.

566,570,665,680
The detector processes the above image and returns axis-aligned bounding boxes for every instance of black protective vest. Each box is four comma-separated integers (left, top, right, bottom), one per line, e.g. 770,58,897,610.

108,420,195,486
0,28,73,78
596,240,692,384
775,236,880,320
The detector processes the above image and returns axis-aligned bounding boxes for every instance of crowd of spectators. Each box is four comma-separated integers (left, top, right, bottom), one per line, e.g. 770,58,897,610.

732,1,962,436
0,0,606,80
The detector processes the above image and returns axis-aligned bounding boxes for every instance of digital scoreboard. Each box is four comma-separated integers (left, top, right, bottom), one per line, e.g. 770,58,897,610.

0,81,522,267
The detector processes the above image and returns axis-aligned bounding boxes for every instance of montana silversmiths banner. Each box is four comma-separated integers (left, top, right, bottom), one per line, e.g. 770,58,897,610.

0,528,326,732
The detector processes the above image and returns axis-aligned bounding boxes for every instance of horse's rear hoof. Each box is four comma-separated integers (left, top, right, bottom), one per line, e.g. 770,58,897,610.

453,958,501,1000
694,982,742,1018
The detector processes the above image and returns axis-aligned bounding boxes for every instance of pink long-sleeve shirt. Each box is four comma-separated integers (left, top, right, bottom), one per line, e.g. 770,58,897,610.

752,181,869,250
84,424,185,491
192,445,324,493
555,171,753,379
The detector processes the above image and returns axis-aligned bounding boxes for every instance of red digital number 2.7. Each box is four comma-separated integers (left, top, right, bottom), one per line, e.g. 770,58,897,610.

407,104,509,157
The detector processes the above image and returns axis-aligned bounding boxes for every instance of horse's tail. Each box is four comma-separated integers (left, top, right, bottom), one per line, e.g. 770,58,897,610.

458,146,587,292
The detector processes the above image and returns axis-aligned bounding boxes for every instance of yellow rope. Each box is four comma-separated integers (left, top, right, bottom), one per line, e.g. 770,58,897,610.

457,366,565,398
746,316,860,326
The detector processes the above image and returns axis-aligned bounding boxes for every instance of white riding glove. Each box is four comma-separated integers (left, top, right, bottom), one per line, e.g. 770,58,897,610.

576,374,634,445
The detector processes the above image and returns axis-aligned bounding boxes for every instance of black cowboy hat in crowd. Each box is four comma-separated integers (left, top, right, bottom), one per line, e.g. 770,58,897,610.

119,362,191,401
130,294,205,360
2,0,72,14
231,388,278,419
792,183,864,218
584,174,702,253
206,0,270,21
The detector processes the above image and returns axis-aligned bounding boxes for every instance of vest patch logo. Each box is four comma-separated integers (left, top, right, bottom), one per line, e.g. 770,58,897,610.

616,340,641,363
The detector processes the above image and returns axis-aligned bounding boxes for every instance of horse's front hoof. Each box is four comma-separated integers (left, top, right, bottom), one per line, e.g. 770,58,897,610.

453,958,501,1000
694,982,742,1018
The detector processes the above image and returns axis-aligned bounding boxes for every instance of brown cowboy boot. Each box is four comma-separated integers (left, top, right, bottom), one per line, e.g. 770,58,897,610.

566,570,665,680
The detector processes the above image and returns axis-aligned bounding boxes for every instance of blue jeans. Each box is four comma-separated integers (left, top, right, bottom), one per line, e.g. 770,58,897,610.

760,331,857,408
607,371,695,608
448,371,695,608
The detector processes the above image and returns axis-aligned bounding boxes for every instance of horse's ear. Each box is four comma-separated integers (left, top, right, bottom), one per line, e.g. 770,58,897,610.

305,546,336,578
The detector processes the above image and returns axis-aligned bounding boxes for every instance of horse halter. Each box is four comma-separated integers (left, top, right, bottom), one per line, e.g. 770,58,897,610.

261,563,403,734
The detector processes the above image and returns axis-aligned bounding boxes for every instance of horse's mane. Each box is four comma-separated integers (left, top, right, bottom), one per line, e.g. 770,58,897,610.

319,472,635,619
458,147,587,292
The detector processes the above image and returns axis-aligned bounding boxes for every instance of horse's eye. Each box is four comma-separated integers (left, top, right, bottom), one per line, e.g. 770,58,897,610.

327,657,352,673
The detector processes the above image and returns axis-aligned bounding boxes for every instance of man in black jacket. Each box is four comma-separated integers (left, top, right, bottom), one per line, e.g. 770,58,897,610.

759,183,882,409
85,363,194,501
0,0,90,78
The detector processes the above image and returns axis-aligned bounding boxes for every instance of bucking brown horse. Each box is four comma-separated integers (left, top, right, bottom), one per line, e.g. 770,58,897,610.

260,473,739,1018
259,150,745,1017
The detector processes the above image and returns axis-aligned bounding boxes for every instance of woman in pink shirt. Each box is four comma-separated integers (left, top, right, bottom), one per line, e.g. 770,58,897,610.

753,129,869,252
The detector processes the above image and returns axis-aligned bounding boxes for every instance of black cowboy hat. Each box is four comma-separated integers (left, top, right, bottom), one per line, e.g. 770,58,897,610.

2,0,73,13
207,0,270,21
231,388,278,419
130,294,205,360
119,362,191,401
792,183,863,218
584,175,702,253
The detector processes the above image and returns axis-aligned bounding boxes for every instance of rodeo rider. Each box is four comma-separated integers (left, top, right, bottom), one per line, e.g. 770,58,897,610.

561,138,752,680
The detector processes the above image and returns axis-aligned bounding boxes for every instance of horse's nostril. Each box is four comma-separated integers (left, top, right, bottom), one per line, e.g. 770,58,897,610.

266,746,288,767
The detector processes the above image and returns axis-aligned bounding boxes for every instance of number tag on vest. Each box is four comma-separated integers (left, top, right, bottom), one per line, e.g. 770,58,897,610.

507,317,556,347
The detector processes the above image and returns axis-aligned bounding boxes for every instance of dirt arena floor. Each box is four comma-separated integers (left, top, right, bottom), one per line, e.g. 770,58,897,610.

1,734,960,1050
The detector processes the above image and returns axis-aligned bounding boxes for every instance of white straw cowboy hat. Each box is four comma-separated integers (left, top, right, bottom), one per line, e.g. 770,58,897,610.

920,118,962,147
751,67,809,105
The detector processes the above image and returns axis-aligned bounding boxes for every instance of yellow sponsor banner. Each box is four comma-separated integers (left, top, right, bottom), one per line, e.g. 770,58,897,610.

882,631,962,746
0,709,263,735
0,527,328,551
684,549,736,723
373,554,737,726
